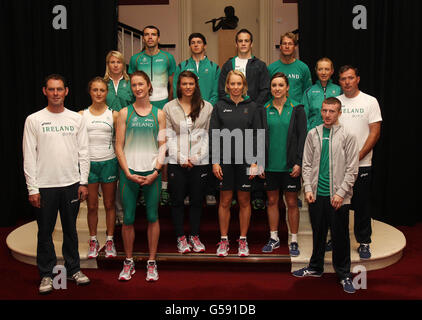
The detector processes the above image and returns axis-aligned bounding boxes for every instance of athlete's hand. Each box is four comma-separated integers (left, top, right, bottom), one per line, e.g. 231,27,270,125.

331,194,344,210
141,171,159,186
128,173,145,185
213,164,223,181
249,163,258,180
29,193,41,208
305,191,315,204
290,165,301,178
78,185,88,202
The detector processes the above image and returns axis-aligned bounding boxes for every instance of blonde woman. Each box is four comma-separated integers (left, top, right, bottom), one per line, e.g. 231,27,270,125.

104,50,135,112
209,70,261,257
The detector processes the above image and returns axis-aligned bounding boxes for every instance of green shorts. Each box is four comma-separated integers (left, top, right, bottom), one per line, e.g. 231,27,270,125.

150,98,168,110
88,158,119,184
119,168,161,225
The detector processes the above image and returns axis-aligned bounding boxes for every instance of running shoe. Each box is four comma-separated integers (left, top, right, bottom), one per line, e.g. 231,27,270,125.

292,267,323,277
146,260,159,282
39,277,53,295
177,235,191,254
68,271,90,285
87,239,99,259
341,278,356,294
289,242,300,257
238,238,250,257
358,244,371,260
118,259,136,281
216,239,230,257
189,235,205,253
262,238,281,253
105,239,117,258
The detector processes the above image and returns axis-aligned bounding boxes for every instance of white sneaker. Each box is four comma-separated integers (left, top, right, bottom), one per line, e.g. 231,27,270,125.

68,271,90,285
177,235,191,254
39,276,53,294
216,239,229,257
238,238,250,257
206,195,217,206
87,239,99,259
189,235,205,252
146,260,159,282
118,259,135,281
105,239,117,258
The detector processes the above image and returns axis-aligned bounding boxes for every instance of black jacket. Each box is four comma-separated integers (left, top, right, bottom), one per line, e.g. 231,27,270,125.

209,96,263,164
218,56,270,106
262,103,307,170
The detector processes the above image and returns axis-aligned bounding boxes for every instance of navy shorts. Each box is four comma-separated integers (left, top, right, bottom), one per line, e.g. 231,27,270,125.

263,171,301,192
217,164,253,192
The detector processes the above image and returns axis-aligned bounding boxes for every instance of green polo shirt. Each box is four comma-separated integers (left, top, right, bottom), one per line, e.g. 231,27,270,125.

265,98,294,172
267,59,312,104
317,126,331,196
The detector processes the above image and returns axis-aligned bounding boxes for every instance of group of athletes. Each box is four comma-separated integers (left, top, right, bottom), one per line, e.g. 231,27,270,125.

23,25,382,295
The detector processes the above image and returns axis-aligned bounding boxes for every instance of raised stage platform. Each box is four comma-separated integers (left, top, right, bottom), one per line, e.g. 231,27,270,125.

6,196,406,273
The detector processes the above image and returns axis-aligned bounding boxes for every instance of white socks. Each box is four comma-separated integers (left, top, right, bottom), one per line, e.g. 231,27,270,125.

291,233,298,243
162,181,168,189
270,231,279,241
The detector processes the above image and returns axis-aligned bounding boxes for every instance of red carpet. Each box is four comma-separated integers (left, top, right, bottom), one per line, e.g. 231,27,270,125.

2,213,422,301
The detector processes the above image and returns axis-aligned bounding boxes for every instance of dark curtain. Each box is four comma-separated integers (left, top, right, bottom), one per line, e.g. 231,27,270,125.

298,0,422,225
0,0,118,226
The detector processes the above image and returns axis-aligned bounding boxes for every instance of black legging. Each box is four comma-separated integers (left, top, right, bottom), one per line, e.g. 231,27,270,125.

168,164,208,237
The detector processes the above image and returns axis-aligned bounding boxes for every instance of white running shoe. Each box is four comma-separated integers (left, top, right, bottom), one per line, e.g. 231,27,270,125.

88,239,99,259
68,271,90,285
39,277,53,294
189,235,205,253
105,239,117,258
146,260,159,282
238,238,250,257
118,259,135,281
216,239,230,257
177,235,191,254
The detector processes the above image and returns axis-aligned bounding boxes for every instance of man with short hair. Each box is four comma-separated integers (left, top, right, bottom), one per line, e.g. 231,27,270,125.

293,97,359,294
23,74,91,294
128,25,177,110
128,25,177,205
218,28,270,106
173,32,220,106
268,32,312,104
337,65,382,260
218,28,270,210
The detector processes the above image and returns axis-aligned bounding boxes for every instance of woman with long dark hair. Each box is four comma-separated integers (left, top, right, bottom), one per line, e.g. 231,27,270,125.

260,72,307,256
163,71,213,253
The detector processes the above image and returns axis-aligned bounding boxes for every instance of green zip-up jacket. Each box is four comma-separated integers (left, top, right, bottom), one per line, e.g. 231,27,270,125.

302,80,342,131
173,57,220,106
302,124,359,204
106,78,135,112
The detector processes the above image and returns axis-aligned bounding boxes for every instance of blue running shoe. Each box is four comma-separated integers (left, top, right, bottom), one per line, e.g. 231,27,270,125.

358,244,371,259
289,242,300,257
341,278,356,294
262,238,280,253
292,267,323,277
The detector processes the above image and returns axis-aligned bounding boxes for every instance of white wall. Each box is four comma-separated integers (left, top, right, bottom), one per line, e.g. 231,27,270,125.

191,0,260,64
271,0,299,63
118,0,180,62
117,0,299,65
